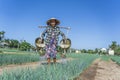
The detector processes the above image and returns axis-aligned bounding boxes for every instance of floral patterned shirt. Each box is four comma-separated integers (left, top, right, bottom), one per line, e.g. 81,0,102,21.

41,26,66,45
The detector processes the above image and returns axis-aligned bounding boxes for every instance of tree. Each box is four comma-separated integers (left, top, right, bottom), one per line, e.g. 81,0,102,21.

11,39,19,48
2,39,10,48
109,41,120,55
87,49,94,54
115,47,120,55
95,48,99,53
0,31,5,41
4,39,20,48
31,45,36,51
109,41,117,50
19,41,31,51
70,48,76,53
81,49,87,53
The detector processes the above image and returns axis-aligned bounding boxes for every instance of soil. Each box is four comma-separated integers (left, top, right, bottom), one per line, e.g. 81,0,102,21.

73,58,100,80
74,59,120,80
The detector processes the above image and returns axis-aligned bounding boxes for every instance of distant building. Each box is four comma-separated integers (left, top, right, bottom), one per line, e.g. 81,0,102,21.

101,48,107,53
75,50,81,53
108,48,114,55
0,42,9,48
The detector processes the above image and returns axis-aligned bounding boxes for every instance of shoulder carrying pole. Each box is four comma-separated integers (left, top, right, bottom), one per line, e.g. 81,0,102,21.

38,26,71,30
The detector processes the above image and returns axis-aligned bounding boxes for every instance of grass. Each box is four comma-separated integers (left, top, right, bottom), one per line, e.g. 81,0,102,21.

0,53,98,80
98,54,120,65
0,50,3,53
99,55,111,61
95,54,120,65
0,52,40,66
0,48,19,53
0,51,67,66
111,56,120,65
1,52,119,80
0,48,42,66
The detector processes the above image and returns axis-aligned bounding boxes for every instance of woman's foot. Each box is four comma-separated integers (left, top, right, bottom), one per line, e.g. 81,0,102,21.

53,58,56,63
47,58,51,64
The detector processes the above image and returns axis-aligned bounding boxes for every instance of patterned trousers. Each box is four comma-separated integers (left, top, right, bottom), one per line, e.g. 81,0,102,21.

45,41,57,58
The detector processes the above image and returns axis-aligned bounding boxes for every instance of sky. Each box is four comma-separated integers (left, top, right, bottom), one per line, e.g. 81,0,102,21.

0,0,120,49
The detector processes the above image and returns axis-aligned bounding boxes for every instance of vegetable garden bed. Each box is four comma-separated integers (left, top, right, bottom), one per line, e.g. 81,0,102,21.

0,54,98,80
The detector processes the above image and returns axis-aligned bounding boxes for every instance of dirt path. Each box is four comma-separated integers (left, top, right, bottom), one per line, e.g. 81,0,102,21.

0,58,73,75
74,59,120,80
94,60,120,80
74,58,100,80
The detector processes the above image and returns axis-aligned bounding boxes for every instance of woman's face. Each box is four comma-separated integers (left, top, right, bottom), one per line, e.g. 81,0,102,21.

50,20,56,27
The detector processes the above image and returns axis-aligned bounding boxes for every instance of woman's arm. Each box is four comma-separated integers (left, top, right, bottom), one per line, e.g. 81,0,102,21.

59,30,66,39
41,29,47,39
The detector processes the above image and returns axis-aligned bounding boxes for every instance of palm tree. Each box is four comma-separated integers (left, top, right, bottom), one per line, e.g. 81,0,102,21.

0,31,2,41
109,41,117,50
0,31,5,41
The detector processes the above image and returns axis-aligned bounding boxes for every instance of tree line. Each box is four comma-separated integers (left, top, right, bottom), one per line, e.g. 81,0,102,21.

1,31,120,55
0,31,35,51
79,41,120,55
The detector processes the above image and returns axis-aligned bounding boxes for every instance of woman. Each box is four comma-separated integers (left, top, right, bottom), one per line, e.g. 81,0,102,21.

41,18,66,64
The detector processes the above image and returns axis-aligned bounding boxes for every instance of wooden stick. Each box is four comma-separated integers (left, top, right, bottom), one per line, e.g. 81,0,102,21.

38,26,71,30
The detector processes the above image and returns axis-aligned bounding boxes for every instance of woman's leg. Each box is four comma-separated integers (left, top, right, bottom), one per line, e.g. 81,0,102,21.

51,44,57,63
45,45,51,64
